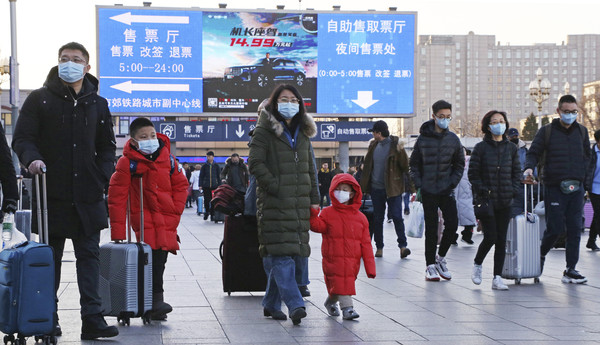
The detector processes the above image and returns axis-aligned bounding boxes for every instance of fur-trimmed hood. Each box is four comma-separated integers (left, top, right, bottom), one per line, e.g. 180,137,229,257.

257,108,317,138
224,156,245,166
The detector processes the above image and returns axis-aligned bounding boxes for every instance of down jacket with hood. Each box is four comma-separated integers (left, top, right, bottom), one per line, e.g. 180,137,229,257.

108,133,189,253
248,107,320,258
12,66,116,237
410,119,465,195
310,173,376,296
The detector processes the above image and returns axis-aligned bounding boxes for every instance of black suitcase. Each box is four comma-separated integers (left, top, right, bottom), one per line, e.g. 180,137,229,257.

219,215,267,295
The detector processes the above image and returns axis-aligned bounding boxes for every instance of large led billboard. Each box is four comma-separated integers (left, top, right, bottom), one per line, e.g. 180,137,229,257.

97,6,416,117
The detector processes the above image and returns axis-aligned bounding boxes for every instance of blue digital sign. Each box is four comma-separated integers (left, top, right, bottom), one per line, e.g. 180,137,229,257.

153,121,374,142
97,8,203,113
317,13,415,114
97,6,415,117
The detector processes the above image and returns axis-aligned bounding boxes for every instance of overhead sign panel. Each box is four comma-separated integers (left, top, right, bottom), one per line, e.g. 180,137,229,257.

97,6,415,117
97,8,203,113
153,121,374,142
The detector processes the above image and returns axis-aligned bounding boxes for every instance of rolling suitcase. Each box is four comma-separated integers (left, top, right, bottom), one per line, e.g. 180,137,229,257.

219,215,267,295
197,196,204,215
100,176,153,326
502,184,541,284
0,172,57,345
15,177,32,241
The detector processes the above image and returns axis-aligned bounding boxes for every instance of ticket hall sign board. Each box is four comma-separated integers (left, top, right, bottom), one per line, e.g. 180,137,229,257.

97,6,416,117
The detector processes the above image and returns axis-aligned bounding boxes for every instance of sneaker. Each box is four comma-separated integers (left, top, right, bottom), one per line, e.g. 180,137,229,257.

586,241,600,251
400,247,411,259
375,249,383,257
404,209,410,216
324,298,340,316
425,264,440,281
471,264,482,285
299,286,311,297
492,275,509,290
434,255,452,280
561,268,588,284
342,307,360,320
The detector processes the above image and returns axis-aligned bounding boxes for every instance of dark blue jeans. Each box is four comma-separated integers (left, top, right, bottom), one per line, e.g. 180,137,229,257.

370,188,407,249
422,191,459,266
403,192,411,212
541,185,584,270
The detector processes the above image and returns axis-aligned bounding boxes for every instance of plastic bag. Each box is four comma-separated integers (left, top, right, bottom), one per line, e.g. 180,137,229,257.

533,200,544,216
0,223,28,251
406,201,425,238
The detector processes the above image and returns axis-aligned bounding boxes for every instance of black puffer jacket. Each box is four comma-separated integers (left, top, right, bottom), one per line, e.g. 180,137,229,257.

468,135,521,209
525,119,590,186
409,120,464,195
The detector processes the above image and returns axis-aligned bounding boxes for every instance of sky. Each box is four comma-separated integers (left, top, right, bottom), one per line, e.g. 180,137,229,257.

0,0,599,90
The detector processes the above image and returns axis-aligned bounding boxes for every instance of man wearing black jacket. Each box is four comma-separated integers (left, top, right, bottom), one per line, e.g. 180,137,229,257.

200,151,221,220
524,95,590,284
12,42,118,339
410,100,465,281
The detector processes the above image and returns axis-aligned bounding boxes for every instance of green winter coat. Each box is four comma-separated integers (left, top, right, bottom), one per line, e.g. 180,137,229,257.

248,109,319,258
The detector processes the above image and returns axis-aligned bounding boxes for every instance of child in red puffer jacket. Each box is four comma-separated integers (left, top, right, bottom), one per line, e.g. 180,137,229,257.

310,173,376,320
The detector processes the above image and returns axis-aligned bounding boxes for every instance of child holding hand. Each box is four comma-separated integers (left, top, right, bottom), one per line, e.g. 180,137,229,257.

310,173,376,320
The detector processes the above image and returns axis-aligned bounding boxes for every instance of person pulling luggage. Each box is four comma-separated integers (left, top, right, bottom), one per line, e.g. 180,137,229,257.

108,117,189,320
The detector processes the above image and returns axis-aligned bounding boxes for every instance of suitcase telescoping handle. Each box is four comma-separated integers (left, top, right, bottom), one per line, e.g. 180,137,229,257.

17,175,22,210
126,176,144,244
523,177,536,223
35,168,50,245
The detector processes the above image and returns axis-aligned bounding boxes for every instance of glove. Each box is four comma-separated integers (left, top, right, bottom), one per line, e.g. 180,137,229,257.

367,273,376,279
2,199,17,214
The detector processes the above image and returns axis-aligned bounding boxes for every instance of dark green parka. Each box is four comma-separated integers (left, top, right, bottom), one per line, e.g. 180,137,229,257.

248,109,319,257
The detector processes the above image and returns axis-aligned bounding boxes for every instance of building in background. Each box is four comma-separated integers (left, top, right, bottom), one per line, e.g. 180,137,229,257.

409,32,600,137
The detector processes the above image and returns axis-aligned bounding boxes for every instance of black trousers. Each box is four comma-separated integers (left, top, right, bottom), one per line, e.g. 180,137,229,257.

474,206,511,276
50,231,102,318
202,187,216,218
152,249,168,294
422,192,459,266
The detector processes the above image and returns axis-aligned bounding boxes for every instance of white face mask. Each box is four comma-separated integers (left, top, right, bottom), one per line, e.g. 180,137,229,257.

333,190,351,204
137,139,159,154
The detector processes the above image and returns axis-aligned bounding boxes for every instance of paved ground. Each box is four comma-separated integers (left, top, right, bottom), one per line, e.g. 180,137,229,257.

50,207,600,344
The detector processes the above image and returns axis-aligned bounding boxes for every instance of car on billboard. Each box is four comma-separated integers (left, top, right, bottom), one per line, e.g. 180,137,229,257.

223,57,306,88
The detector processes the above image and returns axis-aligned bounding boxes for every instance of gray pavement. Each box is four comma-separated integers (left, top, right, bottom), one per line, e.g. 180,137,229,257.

52,208,600,344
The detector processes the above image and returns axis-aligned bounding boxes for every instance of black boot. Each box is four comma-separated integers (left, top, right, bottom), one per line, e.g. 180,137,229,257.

81,314,119,340
461,229,474,245
151,292,173,321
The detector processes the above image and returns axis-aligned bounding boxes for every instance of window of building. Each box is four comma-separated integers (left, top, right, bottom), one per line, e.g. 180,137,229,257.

507,61,511,67
572,51,578,58
445,50,451,57
444,85,451,90
543,51,548,58
516,61,521,67
525,70,530,75
562,51,567,58
553,51,558,58
572,61,577,66
488,51,493,59
497,51,502,58
498,61,502,67
420,84,426,90
445,68,451,73
516,51,521,58
534,51,540,58
421,48,426,55
516,85,520,91
516,70,521,75
445,76,452,82
445,60,451,65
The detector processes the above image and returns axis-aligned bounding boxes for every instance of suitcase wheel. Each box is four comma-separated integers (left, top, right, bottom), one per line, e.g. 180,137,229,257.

534,277,540,283
117,316,131,326
515,278,521,285
142,312,152,325
3,334,15,345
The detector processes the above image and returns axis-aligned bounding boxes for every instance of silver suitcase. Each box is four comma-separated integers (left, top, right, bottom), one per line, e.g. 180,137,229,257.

99,177,153,325
502,184,541,284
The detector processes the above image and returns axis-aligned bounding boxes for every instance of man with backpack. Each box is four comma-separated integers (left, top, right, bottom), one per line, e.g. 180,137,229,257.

524,95,591,284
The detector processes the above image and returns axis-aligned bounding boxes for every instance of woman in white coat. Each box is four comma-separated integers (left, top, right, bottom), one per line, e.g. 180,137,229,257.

454,147,476,244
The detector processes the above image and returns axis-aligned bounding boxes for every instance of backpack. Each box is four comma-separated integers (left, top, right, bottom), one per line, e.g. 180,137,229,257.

210,184,245,216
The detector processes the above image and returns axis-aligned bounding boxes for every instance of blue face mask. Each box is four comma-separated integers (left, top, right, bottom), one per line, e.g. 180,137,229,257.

278,103,299,119
489,123,506,136
560,113,578,125
137,139,160,155
58,61,85,83
436,118,451,130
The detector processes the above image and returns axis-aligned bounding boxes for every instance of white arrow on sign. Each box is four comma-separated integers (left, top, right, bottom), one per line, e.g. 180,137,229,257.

351,91,379,110
110,12,190,25
110,81,189,94
235,124,245,138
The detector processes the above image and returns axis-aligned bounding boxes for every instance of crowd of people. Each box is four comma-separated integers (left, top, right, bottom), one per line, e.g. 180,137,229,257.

0,41,596,339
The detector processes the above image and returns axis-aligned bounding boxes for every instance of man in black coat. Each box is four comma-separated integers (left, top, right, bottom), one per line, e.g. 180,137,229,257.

317,162,332,207
220,153,249,194
524,94,590,284
12,42,118,340
410,100,464,282
199,151,221,220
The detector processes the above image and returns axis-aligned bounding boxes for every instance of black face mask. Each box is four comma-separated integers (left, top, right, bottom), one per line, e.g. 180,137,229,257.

510,138,519,145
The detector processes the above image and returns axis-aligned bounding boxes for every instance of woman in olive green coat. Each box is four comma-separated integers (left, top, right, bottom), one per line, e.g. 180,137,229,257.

248,84,319,325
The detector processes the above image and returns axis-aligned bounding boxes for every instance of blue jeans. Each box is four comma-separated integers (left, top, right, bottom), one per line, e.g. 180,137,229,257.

262,256,305,313
294,256,309,286
403,193,411,212
370,188,407,249
541,185,584,270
